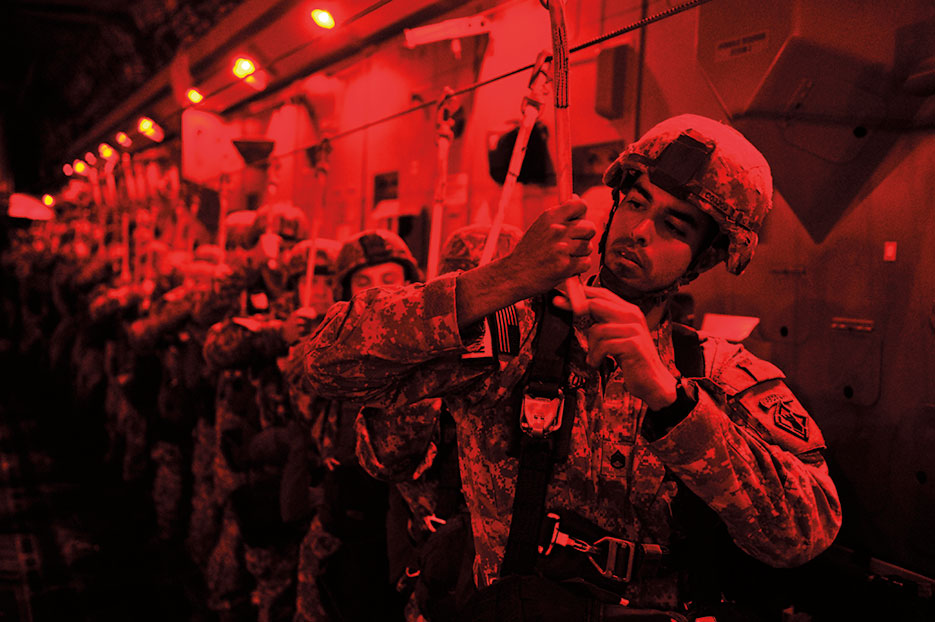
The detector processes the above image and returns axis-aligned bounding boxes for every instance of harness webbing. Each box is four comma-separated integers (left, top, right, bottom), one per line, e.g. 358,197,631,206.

500,296,575,576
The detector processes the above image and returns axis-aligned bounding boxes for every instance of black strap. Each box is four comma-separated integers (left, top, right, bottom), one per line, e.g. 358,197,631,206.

434,406,465,519
502,315,706,579
671,323,704,378
500,295,575,577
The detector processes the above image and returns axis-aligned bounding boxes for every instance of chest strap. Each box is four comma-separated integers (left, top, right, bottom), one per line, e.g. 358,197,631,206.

500,294,575,577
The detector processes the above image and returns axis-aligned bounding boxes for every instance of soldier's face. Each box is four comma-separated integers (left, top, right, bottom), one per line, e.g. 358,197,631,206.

349,262,406,296
604,173,715,292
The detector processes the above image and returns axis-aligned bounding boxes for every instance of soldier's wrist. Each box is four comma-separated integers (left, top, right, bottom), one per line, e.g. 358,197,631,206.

643,378,698,441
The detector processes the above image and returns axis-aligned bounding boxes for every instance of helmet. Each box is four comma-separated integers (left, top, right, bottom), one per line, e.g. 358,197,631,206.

224,210,260,250
194,243,223,264
254,202,309,244
280,238,341,278
439,224,523,274
602,114,772,276
334,229,421,301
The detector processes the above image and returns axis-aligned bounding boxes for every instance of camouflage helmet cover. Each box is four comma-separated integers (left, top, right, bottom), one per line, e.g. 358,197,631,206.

334,229,421,300
439,223,523,274
254,202,310,242
280,237,341,278
224,210,260,250
602,114,773,275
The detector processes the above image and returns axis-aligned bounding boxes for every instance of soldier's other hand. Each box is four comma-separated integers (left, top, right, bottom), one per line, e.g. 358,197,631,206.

282,306,319,343
503,197,595,295
554,286,678,411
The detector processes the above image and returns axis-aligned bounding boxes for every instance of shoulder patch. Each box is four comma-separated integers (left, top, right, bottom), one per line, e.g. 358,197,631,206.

734,379,825,455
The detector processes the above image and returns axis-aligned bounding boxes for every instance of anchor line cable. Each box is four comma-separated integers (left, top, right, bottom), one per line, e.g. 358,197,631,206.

180,0,714,186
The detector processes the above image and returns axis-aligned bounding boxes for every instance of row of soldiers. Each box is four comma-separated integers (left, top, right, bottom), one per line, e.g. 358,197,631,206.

2,200,522,622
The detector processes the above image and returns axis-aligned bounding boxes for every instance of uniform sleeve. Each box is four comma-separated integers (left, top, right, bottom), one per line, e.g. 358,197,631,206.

647,342,842,568
203,317,286,369
354,400,441,482
127,292,192,353
191,259,257,325
294,274,493,408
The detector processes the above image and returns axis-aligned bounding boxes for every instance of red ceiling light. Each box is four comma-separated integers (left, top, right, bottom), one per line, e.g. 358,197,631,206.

138,116,165,142
187,88,204,104
311,9,336,29
63,163,74,176
42,194,55,207
98,143,115,159
84,152,97,166
116,131,132,148
233,57,257,79
73,160,88,175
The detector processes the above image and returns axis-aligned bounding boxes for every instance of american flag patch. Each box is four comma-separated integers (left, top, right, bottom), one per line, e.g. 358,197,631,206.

490,304,520,357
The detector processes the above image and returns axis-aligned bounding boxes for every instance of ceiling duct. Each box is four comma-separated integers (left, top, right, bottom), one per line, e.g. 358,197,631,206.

697,0,932,243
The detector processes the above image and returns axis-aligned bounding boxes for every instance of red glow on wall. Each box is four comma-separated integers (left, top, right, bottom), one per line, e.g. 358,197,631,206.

244,70,269,91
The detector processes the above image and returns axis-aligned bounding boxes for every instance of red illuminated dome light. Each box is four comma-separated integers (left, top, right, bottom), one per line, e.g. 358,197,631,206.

311,9,336,29
233,57,257,79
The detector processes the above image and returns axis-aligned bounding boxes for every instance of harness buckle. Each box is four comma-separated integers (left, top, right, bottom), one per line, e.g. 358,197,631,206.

588,536,637,583
520,389,564,438
540,512,593,556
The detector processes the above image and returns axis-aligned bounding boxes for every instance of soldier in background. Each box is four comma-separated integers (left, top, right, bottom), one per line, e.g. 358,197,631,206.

202,203,314,622
286,228,421,622
354,223,523,622
198,210,267,622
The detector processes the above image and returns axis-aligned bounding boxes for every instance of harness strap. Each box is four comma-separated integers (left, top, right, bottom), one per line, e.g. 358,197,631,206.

434,406,464,520
501,295,574,576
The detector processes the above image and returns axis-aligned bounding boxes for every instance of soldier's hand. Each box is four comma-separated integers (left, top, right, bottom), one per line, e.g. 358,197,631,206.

554,286,678,411
503,197,596,295
282,306,319,343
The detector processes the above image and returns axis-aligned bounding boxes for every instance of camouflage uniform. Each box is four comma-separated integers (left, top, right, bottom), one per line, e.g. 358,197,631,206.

91,281,159,483
197,213,268,619
128,265,212,544
288,229,420,622
202,205,312,622
295,118,842,616
353,225,523,621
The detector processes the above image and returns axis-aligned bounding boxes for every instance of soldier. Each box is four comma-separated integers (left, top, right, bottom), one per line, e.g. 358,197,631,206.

287,228,421,622
202,203,315,622
353,224,523,622
197,211,267,621
294,115,842,621
127,246,211,547
184,243,238,574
